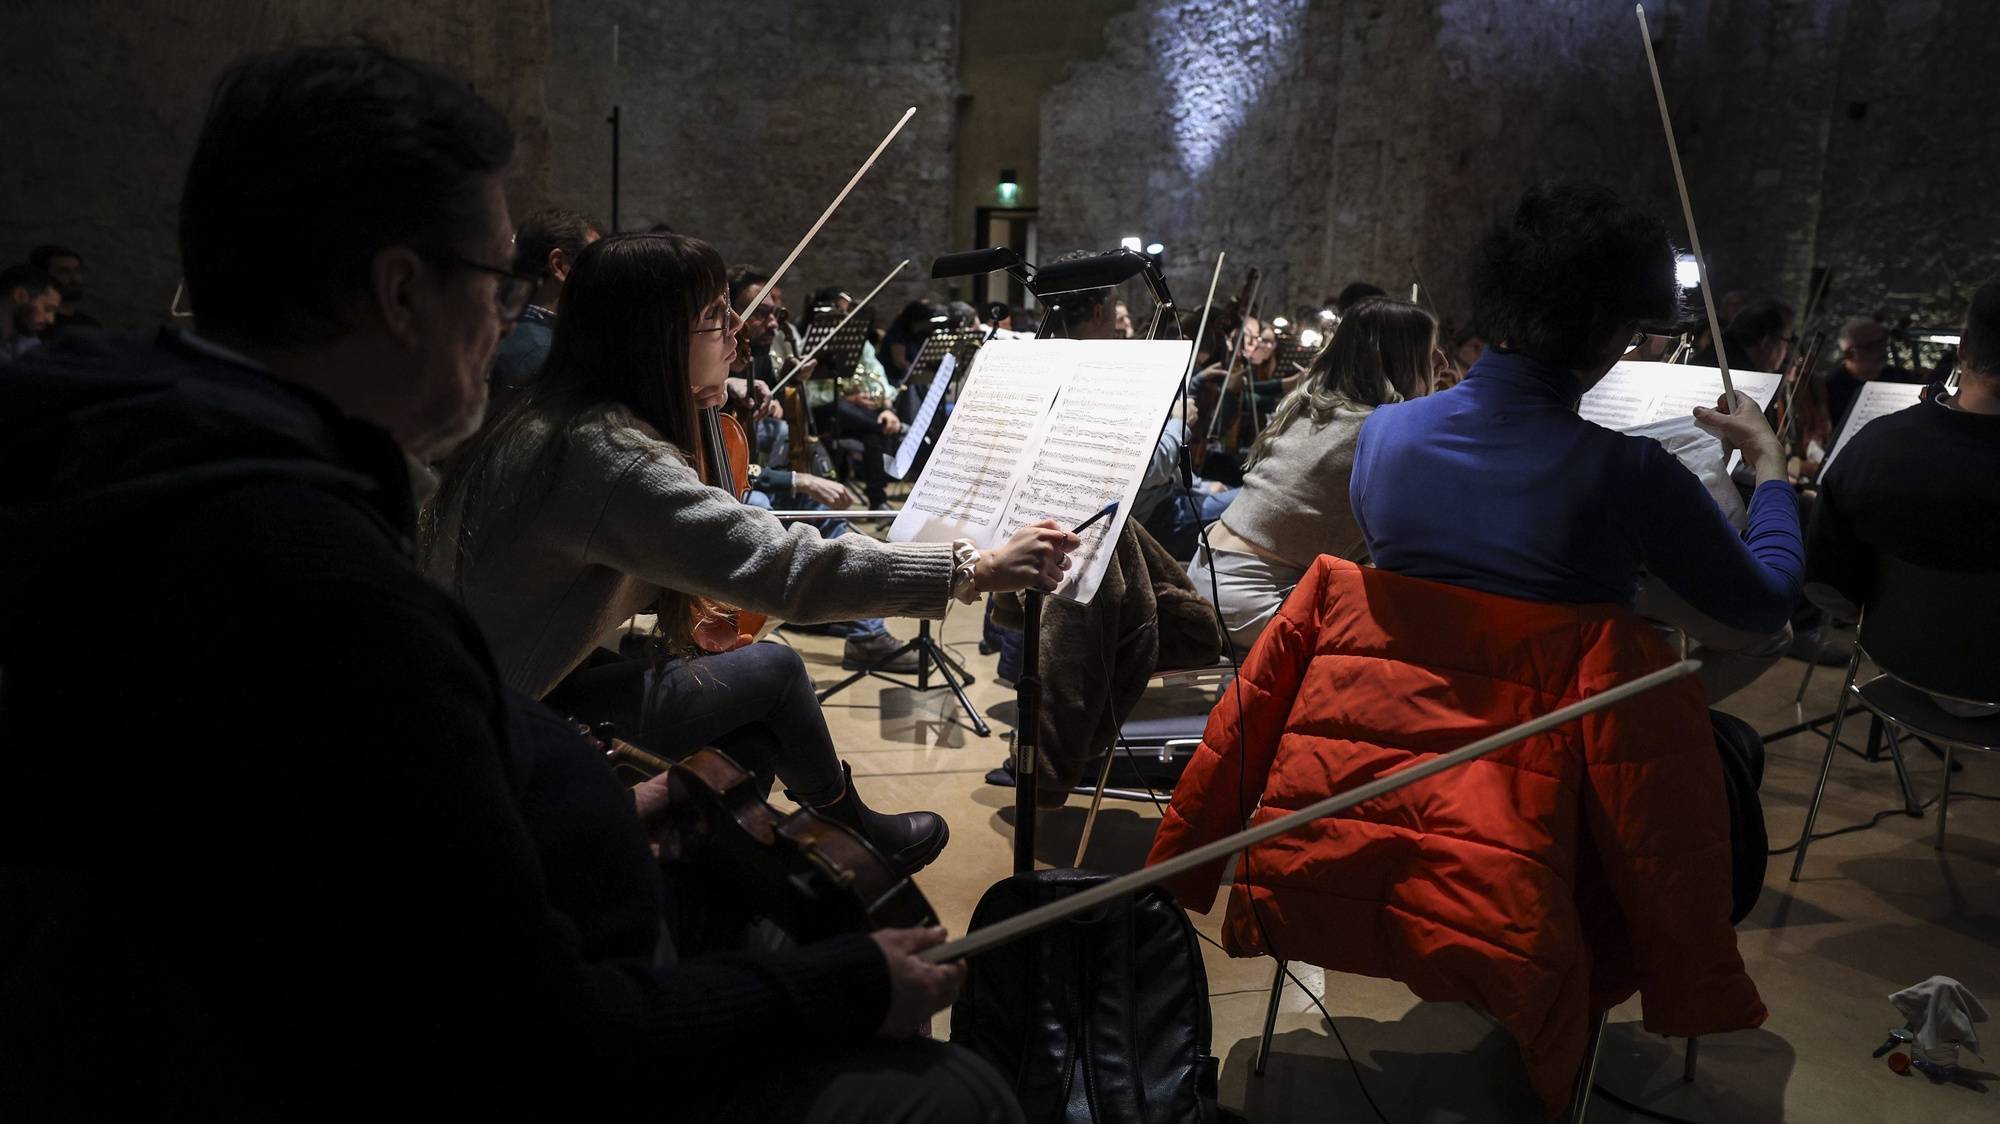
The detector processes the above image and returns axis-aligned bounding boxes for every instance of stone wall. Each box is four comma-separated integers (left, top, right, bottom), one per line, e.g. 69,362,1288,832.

0,0,551,330
1804,0,1999,332
5,0,1992,339
542,0,962,317
1039,0,1999,336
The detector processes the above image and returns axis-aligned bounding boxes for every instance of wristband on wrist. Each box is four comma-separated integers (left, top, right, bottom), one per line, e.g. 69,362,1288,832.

950,539,982,603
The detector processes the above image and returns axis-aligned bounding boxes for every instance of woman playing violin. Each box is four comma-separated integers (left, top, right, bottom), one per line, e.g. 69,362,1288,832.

424,232,1077,873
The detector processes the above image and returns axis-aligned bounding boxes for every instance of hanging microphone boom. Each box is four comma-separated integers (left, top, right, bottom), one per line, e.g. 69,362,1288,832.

931,246,1031,281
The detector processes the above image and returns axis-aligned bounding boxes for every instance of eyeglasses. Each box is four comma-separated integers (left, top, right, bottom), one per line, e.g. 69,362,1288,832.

692,301,743,335
422,251,539,322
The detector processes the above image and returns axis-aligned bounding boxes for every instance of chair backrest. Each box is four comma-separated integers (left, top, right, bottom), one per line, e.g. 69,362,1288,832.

1861,554,2000,705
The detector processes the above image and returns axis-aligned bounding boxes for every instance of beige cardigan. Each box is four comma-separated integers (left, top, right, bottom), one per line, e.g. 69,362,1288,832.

426,403,955,698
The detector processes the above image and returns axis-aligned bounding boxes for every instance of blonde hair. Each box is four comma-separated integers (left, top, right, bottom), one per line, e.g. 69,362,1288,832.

1248,297,1437,467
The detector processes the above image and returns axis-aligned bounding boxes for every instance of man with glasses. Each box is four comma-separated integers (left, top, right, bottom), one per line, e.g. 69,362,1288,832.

1826,316,1925,427
490,206,602,403
0,44,1012,1123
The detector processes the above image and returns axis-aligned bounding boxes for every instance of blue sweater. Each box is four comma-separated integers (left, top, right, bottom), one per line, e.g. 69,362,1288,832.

1350,350,1804,634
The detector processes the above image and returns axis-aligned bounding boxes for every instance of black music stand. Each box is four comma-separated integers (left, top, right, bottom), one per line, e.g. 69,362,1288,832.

814,330,989,736
890,326,985,479
1272,332,1322,378
814,615,989,737
967,245,1181,874
797,309,870,384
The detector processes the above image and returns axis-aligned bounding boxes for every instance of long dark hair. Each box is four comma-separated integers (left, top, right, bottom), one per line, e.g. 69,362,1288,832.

423,232,726,652
1247,297,1437,467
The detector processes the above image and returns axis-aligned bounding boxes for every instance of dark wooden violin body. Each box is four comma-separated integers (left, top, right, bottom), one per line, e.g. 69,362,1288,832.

603,739,938,942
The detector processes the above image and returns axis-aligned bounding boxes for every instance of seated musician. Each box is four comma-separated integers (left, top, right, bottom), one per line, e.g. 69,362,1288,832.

742,274,901,508
1191,297,1443,655
1351,179,1805,705
1824,316,1927,426
1695,297,1793,374
0,44,1019,1121
1806,280,2000,718
488,205,600,405
424,231,1077,874
879,298,938,382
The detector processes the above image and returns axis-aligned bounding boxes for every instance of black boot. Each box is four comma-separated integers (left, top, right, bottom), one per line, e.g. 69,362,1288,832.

802,763,949,874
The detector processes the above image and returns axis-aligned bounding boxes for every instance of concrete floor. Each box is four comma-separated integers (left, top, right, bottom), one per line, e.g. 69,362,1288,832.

779,607,1996,1123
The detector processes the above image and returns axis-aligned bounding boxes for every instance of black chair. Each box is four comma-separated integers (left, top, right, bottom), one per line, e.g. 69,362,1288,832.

1789,558,2000,879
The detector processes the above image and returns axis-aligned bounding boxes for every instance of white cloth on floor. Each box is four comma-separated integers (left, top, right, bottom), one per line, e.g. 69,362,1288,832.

1890,975,1987,1062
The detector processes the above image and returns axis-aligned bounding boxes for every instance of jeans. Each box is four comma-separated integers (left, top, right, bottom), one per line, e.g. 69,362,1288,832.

1199,485,1239,523
815,399,891,507
546,644,846,806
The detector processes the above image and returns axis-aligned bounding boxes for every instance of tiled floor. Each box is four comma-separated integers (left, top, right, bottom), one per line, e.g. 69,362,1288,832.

781,608,1997,1123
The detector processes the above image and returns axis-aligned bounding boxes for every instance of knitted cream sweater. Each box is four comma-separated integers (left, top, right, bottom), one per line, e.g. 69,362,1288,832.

427,403,955,698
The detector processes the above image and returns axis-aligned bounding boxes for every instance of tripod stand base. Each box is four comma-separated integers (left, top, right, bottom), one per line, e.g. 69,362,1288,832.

815,620,992,738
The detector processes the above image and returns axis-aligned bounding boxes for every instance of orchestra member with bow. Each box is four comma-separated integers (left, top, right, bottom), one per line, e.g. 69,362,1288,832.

425,232,1078,874
1351,180,1805,705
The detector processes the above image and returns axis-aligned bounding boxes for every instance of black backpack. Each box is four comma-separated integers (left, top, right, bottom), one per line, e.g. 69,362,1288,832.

951,869,1219,1123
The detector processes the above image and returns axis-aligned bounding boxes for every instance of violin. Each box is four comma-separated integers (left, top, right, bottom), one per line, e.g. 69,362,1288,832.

1192,267,1261,486
600,737,938,942
689,404,769,652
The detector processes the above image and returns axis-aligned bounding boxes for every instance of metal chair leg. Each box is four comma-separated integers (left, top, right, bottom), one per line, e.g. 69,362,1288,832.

1790,636,1867,881
1881,724,1923,816
1253,959,1287,1077
1569,1011,1608,1123
1071,750,1117,868
1682,1036,1699,1083
1936,743,1956,849
1800,672,1856,876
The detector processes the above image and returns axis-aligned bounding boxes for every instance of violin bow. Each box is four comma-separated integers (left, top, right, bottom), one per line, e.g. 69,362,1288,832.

1636,3,1734,403
737,106,916,319
922,658,1702,963
767,258,910,397
1179,250,1227,402
1408,257,1436,315
1200,276,1263,448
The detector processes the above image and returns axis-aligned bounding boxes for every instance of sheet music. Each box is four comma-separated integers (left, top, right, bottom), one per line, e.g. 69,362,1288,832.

891,338,1194,603
892,345,1064,544
889,352,957,480
1004,347,1188,600
1578,362,1782,430
1821,380,1925,472
1579,361,1783,477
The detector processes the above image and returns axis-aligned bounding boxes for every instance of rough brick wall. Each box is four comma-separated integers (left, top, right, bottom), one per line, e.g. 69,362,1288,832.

6,1,1992,339
0,0,550,331
1038,0,1679,329
1803,0,1999,333
542,0,961,317
1039,0,1998,336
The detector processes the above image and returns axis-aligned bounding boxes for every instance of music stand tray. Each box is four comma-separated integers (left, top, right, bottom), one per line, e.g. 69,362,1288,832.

798,309,871,382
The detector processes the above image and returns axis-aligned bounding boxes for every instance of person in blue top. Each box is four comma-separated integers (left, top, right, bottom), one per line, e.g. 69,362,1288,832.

1351,180,1805,704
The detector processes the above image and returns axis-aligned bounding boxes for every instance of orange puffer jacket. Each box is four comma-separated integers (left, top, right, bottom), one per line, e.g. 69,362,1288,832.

1146,558,1765,1113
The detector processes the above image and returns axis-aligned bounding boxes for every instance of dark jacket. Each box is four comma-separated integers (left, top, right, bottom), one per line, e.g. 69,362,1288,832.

0,329,886,1118
1807,394,2000,605
995,521,1222,803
